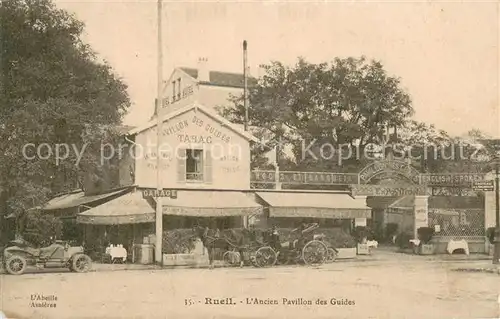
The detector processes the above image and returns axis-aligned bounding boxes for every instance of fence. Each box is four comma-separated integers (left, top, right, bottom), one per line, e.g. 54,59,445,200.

428,208,485,237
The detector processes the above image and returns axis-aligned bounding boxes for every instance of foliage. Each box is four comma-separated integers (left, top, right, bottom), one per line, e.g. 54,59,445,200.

0,0,130,220
486,227,497,245
417,227,435,244
21,210,63,246
162,229,197,254
399,123,491,173
395,232,413,249
221,57,414,171
352,226,369,243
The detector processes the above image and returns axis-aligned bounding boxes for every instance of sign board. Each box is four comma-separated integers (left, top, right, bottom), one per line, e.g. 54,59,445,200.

421,174,486,186
350,185,429,197
472,180,494,192
251,171,358,185
142,189,178,199
358,160,420,184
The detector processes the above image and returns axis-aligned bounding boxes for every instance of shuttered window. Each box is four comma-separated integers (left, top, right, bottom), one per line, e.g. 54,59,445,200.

177,148,186,183
177,148,212,184
204,149,213,184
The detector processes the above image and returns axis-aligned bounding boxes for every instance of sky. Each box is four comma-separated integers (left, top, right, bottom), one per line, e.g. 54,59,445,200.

54,0,499,138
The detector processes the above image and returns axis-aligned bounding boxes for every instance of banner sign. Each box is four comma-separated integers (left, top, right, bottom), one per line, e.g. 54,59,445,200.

142,189,178,199
279,172,358,185
472,180,494,191
420,174,486,186
350,185,429,197
358,160,420,184
250,161,487,188
251,171,358,185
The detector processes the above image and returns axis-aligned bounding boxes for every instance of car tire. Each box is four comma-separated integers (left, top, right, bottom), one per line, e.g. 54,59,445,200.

5,255,27,275
72,254,92,273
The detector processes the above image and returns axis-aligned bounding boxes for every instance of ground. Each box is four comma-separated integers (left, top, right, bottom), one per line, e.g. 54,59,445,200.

1,251,499,319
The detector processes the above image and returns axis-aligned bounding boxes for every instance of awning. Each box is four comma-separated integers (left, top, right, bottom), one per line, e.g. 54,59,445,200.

76,191,155,225
43,189,129,211
160,191,262,217
256,191,371,218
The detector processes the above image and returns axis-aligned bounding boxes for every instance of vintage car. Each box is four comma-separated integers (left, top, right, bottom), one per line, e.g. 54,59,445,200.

2,239,92,275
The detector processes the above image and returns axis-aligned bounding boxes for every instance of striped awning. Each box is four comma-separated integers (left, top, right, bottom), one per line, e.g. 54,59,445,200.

160,190,262,217
256,191,371,219
76,191,155,225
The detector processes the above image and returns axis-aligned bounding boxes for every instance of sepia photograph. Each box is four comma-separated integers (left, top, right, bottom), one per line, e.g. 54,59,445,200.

0,0,499,318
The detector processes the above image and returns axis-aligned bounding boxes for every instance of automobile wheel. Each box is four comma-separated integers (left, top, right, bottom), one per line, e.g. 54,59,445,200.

72,254,92,273
5,255,27,275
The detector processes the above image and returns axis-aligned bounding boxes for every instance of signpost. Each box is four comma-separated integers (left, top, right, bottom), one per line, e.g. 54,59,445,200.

142,189,178,199
472,180,495,192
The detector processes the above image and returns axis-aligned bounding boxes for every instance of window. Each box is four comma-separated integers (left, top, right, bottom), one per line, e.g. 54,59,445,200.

172,81,176,100
186,149,203,181
177,78,181,99
177,148,212,184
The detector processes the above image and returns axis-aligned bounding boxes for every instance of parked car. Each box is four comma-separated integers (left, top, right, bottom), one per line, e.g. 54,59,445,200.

2,239,92,275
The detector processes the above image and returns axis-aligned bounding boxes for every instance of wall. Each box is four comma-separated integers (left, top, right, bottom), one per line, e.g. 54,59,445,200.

157,69,200,118
198,85,242,111
156,70,243,119
134,107,251,190
118,141,135,187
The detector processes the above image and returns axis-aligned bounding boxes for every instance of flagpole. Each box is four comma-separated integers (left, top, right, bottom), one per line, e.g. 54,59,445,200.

243,40,249,132
155,0,164,265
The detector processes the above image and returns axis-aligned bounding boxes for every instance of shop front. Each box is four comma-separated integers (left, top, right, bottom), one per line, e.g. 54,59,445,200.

254,190,371,232
76,190,156,262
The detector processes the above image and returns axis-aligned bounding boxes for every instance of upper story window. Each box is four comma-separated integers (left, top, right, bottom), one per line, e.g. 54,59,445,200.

172,81,176,100
186,149,203,181
177,148,213,184
177,78,181,99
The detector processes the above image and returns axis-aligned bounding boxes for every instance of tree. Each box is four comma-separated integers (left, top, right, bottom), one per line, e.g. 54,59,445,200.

399,123,491,173
0,0,130,233
221,57,414,172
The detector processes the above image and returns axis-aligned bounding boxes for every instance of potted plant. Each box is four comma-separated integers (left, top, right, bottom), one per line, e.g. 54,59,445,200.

417,227,435,255
486,227,496,256
395,232,413,254
353,226,370,255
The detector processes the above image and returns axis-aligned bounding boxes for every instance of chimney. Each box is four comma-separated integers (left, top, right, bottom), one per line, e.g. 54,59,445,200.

197,57,209,82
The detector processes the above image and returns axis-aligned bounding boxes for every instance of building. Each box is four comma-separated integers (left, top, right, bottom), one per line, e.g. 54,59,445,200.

38,62,496,262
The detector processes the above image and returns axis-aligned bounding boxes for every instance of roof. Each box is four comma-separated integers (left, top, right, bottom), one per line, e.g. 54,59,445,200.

127,102,260,143
179,67,258,89
255,191,371,218
115,125,136,135
43,188,130,211
76,191,155,225
366,196,400,209
388,196,414,209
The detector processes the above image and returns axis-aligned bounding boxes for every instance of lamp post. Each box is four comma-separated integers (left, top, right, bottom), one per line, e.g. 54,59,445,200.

154,0,164,264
